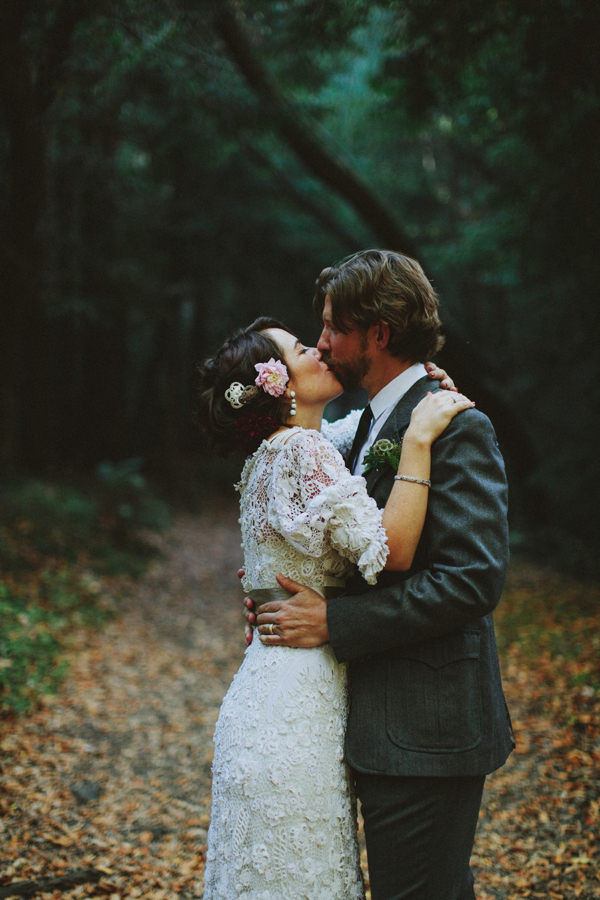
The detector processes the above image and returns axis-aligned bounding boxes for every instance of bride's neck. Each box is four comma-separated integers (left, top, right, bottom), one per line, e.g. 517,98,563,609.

284,402,325,433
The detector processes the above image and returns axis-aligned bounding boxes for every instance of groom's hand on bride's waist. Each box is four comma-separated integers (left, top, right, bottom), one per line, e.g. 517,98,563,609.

253,574,330,648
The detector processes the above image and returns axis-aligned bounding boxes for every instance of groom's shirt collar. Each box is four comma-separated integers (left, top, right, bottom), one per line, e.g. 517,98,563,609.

354,363,427,474
369,363,428,423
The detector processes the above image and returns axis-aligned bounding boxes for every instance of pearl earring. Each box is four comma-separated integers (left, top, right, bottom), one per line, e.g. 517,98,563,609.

289,391,297,416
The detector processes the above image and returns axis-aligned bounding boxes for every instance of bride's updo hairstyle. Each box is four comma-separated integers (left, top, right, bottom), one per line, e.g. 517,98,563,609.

196,317,293,457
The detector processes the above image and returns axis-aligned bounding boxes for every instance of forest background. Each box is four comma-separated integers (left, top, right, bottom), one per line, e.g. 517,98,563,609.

2,6,599,895
1,0,599,577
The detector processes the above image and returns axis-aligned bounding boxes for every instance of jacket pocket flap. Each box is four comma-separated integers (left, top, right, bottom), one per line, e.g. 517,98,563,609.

398,631,480,670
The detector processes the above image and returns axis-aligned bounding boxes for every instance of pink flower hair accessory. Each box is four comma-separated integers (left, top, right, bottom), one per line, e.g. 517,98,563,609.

254,358,289,397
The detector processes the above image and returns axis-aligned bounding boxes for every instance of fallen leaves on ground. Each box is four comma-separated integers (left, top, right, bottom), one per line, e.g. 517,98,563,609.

1,510,243,899
472,562,599,899
1,508,598,898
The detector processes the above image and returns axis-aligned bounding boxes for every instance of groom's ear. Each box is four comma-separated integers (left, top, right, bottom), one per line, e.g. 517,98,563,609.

374,320,391,351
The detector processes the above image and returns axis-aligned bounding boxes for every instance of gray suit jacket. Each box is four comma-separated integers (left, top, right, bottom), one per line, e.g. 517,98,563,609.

327,376,515,777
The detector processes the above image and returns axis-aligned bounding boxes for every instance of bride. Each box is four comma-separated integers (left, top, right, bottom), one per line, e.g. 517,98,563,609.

195,317,472,900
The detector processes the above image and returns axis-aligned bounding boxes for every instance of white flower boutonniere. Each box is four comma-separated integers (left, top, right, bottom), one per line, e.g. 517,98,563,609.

362,438,403,474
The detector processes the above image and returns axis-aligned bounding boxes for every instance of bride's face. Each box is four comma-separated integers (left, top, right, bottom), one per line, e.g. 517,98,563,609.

263,328,343,407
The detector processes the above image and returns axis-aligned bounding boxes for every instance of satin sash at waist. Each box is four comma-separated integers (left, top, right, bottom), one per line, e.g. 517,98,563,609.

249,580,345,605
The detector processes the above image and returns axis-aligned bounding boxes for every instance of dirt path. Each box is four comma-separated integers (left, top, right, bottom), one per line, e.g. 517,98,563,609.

1,509,598,899
1,510,245,899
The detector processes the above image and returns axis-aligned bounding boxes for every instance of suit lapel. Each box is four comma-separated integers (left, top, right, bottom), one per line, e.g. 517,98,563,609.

362,376,438,498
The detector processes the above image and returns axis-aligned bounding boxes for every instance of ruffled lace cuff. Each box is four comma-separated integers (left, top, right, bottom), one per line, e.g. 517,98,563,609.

356,531,389,584
299,479,389,583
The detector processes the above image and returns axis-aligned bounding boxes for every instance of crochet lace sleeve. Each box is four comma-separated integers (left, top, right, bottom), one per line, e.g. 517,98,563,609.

321,409,362,457
268,430,388,584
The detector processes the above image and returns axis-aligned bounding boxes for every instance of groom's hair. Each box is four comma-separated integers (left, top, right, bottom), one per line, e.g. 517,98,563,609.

313,249,445,361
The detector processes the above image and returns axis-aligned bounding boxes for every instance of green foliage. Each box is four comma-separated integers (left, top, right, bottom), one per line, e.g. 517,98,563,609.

96,458,171,542
0,481,97,566
0,469,170,714
0,468,170,574
0,572,113,715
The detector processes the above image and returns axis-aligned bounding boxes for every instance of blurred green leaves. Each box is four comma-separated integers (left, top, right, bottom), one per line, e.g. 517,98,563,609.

0,468,170,714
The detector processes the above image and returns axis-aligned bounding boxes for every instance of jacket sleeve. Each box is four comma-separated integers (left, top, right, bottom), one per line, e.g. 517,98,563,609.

327,408,509,662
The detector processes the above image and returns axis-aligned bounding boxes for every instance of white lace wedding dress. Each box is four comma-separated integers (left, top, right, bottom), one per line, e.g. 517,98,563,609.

203,416,388,900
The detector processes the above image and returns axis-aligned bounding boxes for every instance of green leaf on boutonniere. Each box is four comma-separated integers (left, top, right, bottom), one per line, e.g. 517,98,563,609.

362,438,403,474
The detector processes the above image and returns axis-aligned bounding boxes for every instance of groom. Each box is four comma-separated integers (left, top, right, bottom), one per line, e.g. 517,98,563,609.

250,250,514,899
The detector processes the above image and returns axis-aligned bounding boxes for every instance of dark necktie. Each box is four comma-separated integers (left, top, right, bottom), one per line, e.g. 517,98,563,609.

347,405,373,473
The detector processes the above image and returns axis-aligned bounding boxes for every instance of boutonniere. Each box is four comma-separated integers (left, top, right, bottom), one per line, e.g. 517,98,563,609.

362,438,403,474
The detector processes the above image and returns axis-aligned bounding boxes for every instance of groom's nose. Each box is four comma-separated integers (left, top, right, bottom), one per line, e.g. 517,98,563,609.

317,330,330,353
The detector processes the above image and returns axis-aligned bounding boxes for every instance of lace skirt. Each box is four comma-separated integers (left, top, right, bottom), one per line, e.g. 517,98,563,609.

203,637,364,899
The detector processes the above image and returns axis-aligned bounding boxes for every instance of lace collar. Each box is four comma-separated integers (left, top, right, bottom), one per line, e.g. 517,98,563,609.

235,426,322,491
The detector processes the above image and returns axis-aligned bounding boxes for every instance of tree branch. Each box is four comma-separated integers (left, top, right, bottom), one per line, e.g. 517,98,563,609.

213,2,420,257
0,869,104,898
244,142,361,250
194,82,362,250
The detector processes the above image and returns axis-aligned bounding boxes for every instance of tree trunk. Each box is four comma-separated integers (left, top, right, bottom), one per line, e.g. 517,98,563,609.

0,71,45,469
213,2,421,259
0,868,103,898
0,0,97,470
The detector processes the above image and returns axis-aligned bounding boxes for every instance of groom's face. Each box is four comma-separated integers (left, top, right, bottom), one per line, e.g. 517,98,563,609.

317,295,371,393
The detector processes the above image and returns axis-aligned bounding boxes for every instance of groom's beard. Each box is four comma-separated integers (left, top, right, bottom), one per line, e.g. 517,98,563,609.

321,351,370,393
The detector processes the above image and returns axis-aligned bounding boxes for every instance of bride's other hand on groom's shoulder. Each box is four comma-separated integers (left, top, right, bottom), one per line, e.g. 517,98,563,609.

424,361,457,391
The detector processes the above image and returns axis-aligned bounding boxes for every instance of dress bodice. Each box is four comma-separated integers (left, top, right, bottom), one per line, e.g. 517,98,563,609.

236,425,388,592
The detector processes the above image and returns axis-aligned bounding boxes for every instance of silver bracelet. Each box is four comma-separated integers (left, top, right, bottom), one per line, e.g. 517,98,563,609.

394,475,431,487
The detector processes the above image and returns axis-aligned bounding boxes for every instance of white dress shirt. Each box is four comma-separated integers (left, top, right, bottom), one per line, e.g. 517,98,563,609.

354,363,428,474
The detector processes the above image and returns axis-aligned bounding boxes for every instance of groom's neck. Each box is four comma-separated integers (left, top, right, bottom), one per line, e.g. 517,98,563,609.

364,354,415,401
